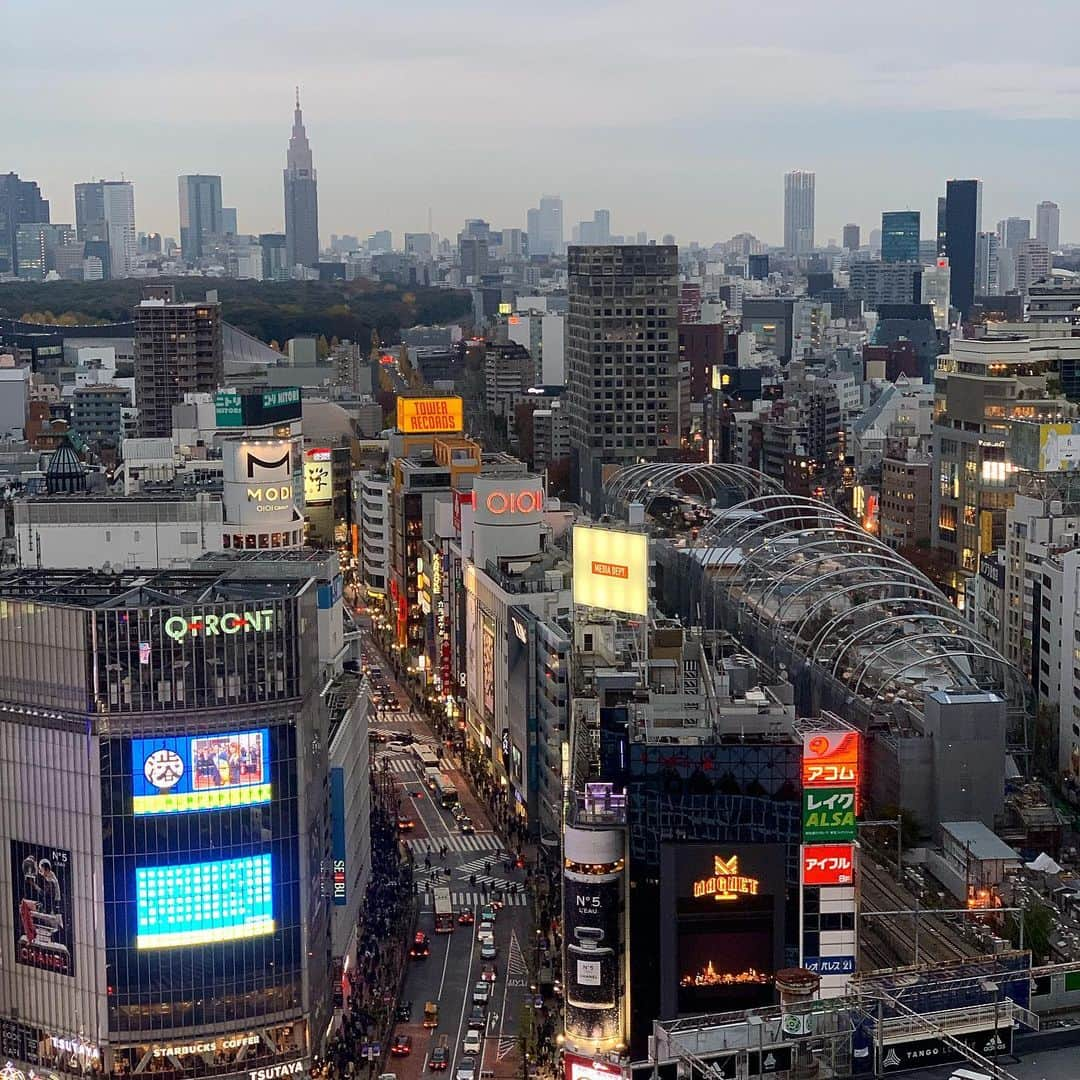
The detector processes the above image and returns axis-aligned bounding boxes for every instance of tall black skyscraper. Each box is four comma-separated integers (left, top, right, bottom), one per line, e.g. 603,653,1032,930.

945,179,982,320
936,196,947,257
881,211,920,263
0,172,49,276
284,88,319,269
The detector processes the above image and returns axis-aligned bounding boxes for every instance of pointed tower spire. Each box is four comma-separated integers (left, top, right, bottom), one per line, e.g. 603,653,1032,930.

295,85,300,111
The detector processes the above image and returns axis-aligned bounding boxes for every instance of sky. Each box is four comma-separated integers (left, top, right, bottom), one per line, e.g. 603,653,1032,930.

8,0,1078,248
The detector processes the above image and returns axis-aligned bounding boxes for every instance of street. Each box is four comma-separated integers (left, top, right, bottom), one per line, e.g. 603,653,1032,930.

362,631,536,1080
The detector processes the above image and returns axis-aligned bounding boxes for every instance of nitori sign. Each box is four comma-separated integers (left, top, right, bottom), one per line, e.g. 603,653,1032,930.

164,609,276,642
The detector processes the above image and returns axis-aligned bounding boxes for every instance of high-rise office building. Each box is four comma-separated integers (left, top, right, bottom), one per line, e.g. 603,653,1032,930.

565,245,679,509
577,210,612,245
881,210,920,263
75,180,136,278
842,223,860,252
177,174,222,262
284,88,319,268
1016,238,1051,294
134,285,223,437
936,196,947,257
1036,201,1060,252
997,216,1030,253
15,223,76,280
221,207,238,235
527,195,564,256
975,231,999,296
0,172,49,276
783,170,815,255
944,179,982,319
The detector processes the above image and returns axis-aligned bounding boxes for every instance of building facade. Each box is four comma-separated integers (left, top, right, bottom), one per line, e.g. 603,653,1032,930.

565,245,679,510
784,170,815,255
177,175,223,263
0,172,50,276
881,211,920,263
1036,201,1060,253
945,179,982,320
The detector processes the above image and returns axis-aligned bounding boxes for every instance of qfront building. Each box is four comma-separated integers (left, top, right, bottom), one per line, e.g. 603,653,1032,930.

0,568,334,1080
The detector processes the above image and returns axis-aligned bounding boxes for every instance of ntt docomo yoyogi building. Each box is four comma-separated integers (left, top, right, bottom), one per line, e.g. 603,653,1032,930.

0,567,332,1080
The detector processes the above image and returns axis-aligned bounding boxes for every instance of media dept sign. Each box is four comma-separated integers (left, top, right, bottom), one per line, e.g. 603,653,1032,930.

572,525,649,618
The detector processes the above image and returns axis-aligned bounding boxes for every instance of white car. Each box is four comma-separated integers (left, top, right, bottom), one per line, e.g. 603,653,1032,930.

462,1030,482,1056
456,1056,477,1080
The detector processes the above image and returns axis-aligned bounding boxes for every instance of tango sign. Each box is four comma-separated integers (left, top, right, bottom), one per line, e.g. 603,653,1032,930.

164,609,276,642
693,854,760,901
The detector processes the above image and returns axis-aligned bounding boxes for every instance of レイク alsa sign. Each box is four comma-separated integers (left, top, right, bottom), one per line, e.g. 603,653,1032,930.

165,609,276,643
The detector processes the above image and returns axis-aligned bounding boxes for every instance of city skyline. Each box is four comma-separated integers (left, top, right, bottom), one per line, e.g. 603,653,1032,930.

7,0,1073,247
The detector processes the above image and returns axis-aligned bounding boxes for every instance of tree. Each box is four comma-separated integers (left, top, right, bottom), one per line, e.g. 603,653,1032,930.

1007,898,1054,961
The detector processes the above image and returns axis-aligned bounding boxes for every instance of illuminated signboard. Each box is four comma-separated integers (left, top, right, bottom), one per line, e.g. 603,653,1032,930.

215,391,244,427
572,526,649,617
563,1055,623,1080
131,729,271,815
164,609,275,643
802,730,859,788
396,396,464,435
802,787,856,842
801,844,854,886
481,616,496,719
11,840,75,977
304,448,333,507
472,476,545,527
692,854,760,901
135,854,274,948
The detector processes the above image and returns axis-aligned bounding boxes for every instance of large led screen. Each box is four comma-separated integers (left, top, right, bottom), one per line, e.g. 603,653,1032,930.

136,854,274,949
131,728,271,814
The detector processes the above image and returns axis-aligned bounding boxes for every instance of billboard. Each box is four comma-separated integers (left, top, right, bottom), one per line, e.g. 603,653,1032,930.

881,1025,1012,1073
802,730,859,788
11,840,75,977
572,526,649,617
215,391,244,427
1011,419,1080,473
131,728,271,814
564,1055,622,1080
330,767,347,906
801,844,855,886
472,476,545,527
802,788,856,842
136,853,275,948
481,615,496,719
222,439,296,526
396,396,463,434
564,875,621,1009
304,448,333,507
216,389,302,429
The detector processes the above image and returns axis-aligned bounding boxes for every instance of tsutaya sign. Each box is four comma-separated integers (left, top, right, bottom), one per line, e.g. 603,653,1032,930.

692,854,760,901
165,609,276,642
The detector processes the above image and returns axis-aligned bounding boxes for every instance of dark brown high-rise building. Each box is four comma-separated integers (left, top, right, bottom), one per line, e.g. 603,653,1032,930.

134,285,223,437
565,244,679,510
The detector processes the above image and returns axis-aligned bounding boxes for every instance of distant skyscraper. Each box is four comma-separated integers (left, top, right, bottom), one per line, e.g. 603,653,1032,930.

936,196,947,257
0,172,49,276
1016,239,1051,294
1036,201,1060,252
565,245,679,510
75,180,136,278
975,231,999,296
944,179,982,319
15,223,76,280
842,223,860,252
527,195,563,257
178,174,222,262
783,170,815,255
284,88,320,268
997,217,1030,253
577,210,612,245
221,207,238,236
881,211,920,263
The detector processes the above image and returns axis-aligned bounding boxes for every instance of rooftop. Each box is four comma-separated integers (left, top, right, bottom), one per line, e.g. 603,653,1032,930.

941,820,1022,862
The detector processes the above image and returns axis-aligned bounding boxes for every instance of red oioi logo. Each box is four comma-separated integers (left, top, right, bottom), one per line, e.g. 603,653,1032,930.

483,488,543,515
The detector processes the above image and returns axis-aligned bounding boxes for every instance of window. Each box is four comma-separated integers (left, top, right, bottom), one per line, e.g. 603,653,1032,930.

180,531,198,545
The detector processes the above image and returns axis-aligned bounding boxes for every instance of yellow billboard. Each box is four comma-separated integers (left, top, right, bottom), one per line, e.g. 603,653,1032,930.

396,396,463,435
572,526,649,617
1039,422,1080,472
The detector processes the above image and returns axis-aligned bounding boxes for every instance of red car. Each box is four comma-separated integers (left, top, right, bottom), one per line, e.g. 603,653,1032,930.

409,932,430,959
457,910,474,926
391,1035,413,1057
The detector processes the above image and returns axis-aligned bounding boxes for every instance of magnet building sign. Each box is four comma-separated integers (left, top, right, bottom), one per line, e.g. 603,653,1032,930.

692,854,760,901
396,396,463,434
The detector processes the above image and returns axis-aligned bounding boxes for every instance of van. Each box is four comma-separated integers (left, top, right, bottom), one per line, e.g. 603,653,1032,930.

424,1001,439,1028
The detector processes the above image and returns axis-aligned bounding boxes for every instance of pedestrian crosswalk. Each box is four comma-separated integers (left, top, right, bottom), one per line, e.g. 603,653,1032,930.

418,890,529,909
406,832,502,855
375,756,419,775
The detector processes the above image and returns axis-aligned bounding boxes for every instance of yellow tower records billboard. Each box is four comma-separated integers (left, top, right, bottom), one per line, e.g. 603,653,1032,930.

396,396,463,434
572,526,649,616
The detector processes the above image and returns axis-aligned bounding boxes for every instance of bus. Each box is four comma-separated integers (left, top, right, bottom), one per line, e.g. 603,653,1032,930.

433,886,455,933
433,774,458,808
413,745,440,770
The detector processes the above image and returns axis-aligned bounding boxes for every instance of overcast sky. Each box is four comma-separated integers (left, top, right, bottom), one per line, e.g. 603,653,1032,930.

10,0,1076,248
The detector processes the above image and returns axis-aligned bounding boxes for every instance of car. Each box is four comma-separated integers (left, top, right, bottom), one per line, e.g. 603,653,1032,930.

467,1006,486,1029
480,941,497,961
424,1001,440,1028
472,981,490,1006
390,730,415,744
369,730,393,744
395,1001,413,1022
462,1030,482,1056
481,963,496,982
429,1047,449,1071
478,919,495,938
397,816,415,831
480,904,496,923
458,816,475,834
457,910,475,926
456,1056,477,1080
409,931,430,958
391,1035,413,1057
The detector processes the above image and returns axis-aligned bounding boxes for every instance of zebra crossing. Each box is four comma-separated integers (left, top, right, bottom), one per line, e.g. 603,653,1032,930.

375,756,419,775
405,832,502,855
418,889,529,909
